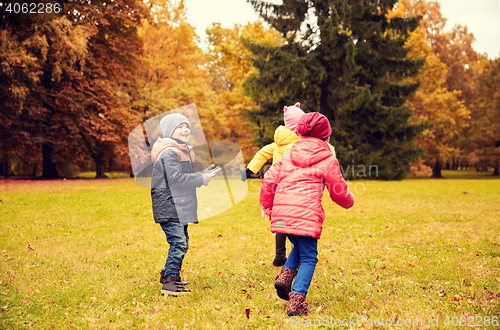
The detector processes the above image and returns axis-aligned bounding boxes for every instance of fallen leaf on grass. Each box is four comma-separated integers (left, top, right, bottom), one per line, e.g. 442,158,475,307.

245,308,250,319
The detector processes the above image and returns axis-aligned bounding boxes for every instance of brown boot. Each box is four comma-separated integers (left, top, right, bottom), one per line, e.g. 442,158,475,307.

274,267,294,300
286,292,310,316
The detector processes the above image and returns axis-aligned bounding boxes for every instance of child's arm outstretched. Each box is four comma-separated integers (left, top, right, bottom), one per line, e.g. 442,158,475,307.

324,158,354,209
247,143,276,175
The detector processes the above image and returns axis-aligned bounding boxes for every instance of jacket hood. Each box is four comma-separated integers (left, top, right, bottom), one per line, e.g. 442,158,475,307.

274,126,299,146
151,137,191,163
290,137,331,167
296,112,332,141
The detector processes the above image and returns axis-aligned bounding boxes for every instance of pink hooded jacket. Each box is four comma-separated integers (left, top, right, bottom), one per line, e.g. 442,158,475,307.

259,137,354,239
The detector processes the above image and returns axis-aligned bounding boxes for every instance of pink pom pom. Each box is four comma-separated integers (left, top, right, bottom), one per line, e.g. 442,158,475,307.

295,102,300,107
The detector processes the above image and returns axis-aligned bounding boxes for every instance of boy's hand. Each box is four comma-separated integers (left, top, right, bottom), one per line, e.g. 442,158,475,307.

202,166,221,186
202,174,210,186
201,164,215,174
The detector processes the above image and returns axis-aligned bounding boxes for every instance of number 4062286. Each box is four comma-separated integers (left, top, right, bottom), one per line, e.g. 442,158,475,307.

5,2,62,14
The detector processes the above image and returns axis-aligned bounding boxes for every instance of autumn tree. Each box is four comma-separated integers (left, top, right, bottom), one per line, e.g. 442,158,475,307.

0,21,42,178
206,21,283,161
408,0,488,170
245,0,424,180
467,58,500,175
0,0,146,178
131,0,226,147
395,0,471,178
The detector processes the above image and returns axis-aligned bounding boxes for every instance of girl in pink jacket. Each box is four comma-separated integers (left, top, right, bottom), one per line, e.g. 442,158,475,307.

260,112,354,316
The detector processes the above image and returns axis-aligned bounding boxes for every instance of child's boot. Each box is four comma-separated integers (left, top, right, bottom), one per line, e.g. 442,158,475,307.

286,292,310,316
274,267,294,300
160,274,191,296
160,272,188,286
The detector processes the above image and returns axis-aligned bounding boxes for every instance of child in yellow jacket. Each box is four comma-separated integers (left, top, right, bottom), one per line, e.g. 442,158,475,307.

242,102,336,266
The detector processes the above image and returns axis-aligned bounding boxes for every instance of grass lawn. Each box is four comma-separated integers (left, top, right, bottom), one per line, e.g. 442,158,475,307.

0,174,499,329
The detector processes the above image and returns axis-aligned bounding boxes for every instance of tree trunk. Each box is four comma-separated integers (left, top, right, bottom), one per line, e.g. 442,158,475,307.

32,161,39,178
494,163,499,176
1,153,10,179
95,158,107,179
320,93,334,121
41,143,59,179
129,164,134,178
431,160,442,178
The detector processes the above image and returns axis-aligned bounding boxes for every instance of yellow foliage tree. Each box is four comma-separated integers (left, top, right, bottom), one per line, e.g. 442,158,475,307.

133,0,220,142
392,0,470,178
467,58,500,175
205,22,283,161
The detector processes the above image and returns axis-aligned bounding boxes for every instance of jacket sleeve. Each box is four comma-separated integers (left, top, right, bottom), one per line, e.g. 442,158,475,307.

259,157,283,209
324,158,354,209
162,150,204,188
326,141,336,158
247,143,276,174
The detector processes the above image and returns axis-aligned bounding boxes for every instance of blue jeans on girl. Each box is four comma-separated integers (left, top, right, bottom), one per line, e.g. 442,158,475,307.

283,234,318,296
160,222,189,276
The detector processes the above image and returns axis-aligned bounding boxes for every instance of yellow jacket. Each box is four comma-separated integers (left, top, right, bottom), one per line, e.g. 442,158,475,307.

247,126,337,174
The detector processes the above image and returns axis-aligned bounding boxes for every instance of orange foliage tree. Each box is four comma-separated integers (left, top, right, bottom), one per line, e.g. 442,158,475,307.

467,58,500,175
393,0,471,178
205,22,283,161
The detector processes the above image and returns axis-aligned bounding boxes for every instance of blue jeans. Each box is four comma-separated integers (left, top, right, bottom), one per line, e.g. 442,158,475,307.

160,222,189,276
283,234,318,296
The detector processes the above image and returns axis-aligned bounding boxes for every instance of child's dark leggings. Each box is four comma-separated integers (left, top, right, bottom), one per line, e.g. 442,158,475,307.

275,233,287,259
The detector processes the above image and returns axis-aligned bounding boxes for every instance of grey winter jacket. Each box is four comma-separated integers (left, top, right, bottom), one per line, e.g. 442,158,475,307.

150,138,204,224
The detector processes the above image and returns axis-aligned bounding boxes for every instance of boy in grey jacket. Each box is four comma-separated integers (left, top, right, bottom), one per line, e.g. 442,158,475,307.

150,113,219,296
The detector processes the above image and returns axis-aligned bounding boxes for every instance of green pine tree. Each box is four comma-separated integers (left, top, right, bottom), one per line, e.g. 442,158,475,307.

245,0,425,179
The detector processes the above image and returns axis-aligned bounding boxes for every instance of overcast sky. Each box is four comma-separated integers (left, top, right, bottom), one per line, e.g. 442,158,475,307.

183,0,500,59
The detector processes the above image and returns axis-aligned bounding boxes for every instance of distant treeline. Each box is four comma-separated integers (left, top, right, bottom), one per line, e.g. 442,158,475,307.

1,0,498,179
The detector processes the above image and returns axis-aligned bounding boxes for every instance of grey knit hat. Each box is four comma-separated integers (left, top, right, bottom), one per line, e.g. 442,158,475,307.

160,113,190,138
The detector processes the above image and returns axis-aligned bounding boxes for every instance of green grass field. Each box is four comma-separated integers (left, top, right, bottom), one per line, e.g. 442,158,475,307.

1,171,499,329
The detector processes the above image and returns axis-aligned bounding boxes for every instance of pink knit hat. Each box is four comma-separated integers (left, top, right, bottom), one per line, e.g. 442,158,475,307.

284,102,305,133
